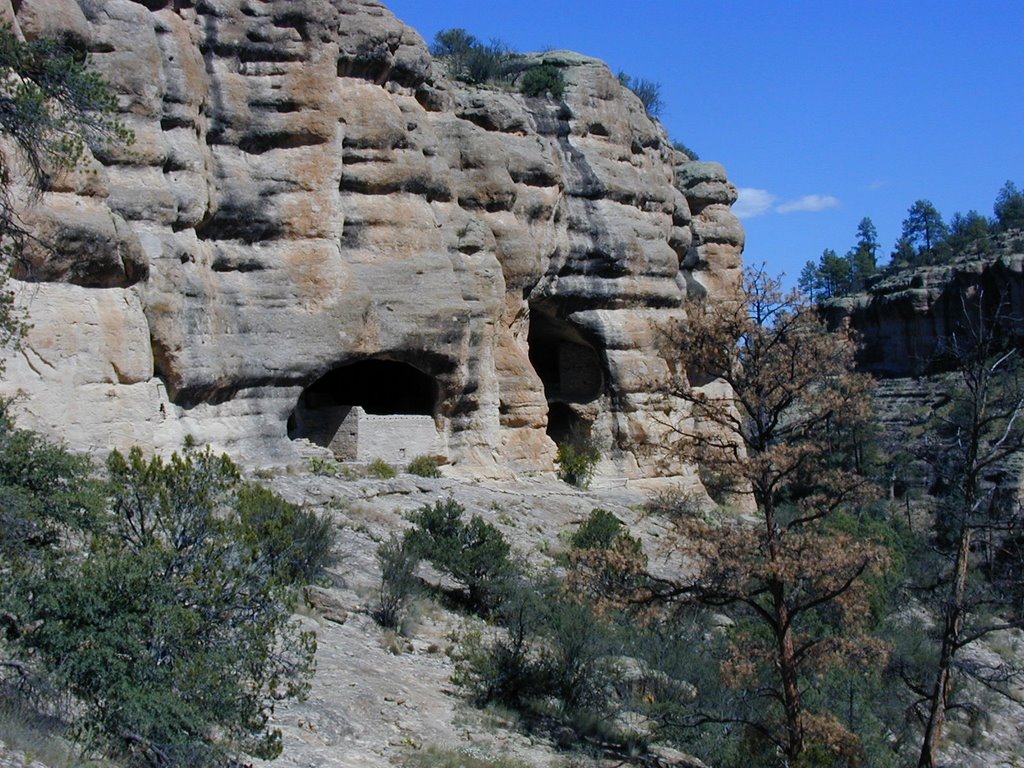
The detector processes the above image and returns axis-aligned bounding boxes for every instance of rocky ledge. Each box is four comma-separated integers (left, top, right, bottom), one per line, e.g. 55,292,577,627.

824,235,1024,377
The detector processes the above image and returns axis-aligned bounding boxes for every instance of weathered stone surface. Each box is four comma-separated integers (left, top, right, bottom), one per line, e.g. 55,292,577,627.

304,586,349,626
0,0,744,479
14,195,148,287
825,245,1024,377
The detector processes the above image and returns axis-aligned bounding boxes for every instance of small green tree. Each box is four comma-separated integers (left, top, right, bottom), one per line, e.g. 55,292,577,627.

890,235,917,268
373,533,420,629
236,482,338,586
820,248,853,297
798,258,825,301
0,406,101,640
429,27,477,80
453,573,615,720
430,28,515,86
404,498,517,611
993,180,1024,231
899,200,950,265
3,444,316,768
848,216,880,289
946,210,991,255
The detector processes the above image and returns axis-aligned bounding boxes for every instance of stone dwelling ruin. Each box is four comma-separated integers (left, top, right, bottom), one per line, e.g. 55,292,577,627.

0,0,743,479
286,360,445,463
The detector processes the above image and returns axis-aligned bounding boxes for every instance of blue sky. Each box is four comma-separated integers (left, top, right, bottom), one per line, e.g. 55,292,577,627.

384,1,1023,286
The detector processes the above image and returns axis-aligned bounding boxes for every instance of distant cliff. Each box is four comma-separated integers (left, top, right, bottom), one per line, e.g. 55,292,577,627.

824,231,1024,377
0,0,743,477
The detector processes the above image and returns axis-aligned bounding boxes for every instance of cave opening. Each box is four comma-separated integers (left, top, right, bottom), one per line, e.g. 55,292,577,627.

287,359,440,453
527,303,604,441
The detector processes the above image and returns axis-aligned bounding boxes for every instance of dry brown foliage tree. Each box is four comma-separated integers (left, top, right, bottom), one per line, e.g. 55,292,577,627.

642,268,891,765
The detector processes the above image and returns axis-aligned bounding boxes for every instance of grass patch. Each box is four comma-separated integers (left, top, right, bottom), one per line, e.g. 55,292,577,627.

366,458,397,479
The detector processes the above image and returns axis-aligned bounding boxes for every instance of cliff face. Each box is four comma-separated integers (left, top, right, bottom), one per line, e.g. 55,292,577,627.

0,0,743,476
825,238,1024,378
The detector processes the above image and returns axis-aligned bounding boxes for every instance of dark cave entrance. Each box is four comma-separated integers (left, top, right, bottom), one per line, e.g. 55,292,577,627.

287,359,440,449
545,401,591,445
527,304,604,442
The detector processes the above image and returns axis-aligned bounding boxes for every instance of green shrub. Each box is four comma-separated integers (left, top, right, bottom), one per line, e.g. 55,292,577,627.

537,596,612,711
453,575,614,716
406,455,441,478
463,40,514,84
237,482,338,585
366,458,397,479
430,28,516,86
520,64,565,98
374,533,420,629
0,410,101,574
570,508,625,550
307,454,338,477
3,444,315,768
556,434,601,488
404,498,516,611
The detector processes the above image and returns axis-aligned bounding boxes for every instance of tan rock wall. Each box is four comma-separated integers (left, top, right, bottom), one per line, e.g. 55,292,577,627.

0,0,744,477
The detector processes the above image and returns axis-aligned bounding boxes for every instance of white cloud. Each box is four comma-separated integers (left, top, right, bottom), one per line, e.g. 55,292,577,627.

776,194,841,214
733,187,778,219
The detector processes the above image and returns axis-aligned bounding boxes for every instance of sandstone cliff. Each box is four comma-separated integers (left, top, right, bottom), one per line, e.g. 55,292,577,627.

825,233,1024,377
0,0,743,478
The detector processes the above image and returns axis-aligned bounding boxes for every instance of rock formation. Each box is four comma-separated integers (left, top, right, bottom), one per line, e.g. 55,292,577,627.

0,0,743,478
826,237,1024,499
825,236,1024,377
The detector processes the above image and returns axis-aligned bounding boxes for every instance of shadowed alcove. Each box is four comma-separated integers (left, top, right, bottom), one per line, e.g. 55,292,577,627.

287,360,441,459
527,304,604,441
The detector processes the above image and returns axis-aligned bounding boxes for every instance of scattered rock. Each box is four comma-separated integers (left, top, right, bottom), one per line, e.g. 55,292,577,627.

305,586,350,625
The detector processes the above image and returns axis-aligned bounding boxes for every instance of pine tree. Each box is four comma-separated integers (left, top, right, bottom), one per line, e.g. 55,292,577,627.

900,200,950,265
849,216,879,289
993,180,1024,231
650,268,890,764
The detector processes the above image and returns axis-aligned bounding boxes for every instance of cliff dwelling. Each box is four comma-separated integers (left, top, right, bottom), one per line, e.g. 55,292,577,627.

0,0,746,479
527,303,604,444
287,360,444,463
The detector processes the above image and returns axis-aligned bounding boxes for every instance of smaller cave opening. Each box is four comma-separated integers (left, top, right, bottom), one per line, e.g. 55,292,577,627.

527,306,604,405
287,360,441,458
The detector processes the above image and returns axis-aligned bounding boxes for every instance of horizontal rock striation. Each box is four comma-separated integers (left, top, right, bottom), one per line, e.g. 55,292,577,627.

825,239,1024,377
0,0,743,477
